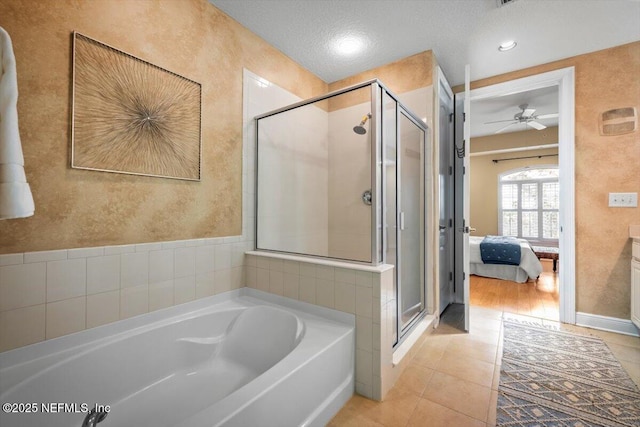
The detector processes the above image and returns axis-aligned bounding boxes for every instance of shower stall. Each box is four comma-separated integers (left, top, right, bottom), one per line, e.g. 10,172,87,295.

255,80,429,345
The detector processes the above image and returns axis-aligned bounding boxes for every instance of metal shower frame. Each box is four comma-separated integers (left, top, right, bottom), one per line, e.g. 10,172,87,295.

253,79,428,268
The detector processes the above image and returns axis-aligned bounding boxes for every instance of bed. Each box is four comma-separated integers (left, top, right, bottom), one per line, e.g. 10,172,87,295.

469,236,543,283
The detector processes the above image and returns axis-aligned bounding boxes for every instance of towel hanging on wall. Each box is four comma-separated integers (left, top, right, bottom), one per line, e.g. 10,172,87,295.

0,26,34,219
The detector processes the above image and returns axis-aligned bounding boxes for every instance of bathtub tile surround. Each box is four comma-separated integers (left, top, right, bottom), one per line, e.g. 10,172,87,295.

0,289,354,427
0,237,249,352
245,251,428,401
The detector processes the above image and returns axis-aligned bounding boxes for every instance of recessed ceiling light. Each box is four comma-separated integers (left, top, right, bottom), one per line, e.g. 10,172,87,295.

498,40,517,52
333,35,365,56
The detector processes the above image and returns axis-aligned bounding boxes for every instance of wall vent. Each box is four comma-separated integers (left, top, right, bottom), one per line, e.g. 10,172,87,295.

497,0,519,7
599,107,637,136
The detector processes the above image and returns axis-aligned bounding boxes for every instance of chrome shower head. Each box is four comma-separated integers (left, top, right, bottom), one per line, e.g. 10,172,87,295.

353,113,372,135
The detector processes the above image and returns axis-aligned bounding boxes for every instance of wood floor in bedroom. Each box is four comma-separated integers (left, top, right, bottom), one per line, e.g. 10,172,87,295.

470,260,559,321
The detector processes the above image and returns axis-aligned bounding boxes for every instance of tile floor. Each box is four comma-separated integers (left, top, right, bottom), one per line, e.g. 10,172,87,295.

329,304,640,427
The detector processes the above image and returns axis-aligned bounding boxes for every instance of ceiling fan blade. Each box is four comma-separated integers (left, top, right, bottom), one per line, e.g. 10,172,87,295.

522,108,536,118
535,113,559,119
527,120,546,130
484,119,517,124
495,122,518,134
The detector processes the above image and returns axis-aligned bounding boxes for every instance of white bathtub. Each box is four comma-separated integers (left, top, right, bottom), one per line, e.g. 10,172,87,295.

0,289,355,427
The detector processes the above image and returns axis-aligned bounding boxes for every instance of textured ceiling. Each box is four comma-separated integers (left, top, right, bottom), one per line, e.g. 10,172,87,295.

210,0,640,86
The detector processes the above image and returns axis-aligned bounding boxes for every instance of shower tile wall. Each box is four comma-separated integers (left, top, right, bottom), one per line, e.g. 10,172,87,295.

328,103,372,262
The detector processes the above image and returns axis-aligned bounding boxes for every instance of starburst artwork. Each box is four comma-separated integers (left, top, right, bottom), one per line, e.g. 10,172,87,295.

71,32,202,180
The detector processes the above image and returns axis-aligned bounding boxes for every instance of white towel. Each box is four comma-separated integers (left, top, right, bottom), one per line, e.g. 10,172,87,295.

0,26,34,219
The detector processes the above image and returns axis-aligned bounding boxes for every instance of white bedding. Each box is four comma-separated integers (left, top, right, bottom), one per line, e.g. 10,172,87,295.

469,236,542,283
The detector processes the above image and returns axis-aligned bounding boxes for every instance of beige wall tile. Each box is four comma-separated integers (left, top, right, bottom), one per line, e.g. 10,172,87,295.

334,281,356,313
174,276,196,305
316,278,334,308
120,284,149,319
0,262,46,311
214,269,232,294
283,273,299,300
0,305,45,352
149,280,175,311
46,296,86,339
149,250,174,284
46,259,86,302
356,285,373,318
87,290,120,329
120,252,148,289
175,247,196,278
299,276,316,304
87,255,120,295
269,270,284,295
195,272,215,298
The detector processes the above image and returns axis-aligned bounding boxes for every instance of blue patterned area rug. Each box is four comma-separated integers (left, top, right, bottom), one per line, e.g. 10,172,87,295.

498,319,640,427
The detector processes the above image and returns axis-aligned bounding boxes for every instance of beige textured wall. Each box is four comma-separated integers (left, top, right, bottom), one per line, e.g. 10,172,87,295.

329,51,433,95
470,127,559,236
457,42,640,319
0,0,327,254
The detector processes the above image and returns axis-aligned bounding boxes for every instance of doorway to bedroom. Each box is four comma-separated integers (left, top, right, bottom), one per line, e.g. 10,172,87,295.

468,85,561,321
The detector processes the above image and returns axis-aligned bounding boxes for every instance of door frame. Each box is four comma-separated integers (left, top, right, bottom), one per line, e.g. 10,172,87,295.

456,67,576,324
435,66,455,316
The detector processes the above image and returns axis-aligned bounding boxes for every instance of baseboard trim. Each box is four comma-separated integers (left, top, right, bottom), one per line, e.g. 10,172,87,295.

575,312,640,337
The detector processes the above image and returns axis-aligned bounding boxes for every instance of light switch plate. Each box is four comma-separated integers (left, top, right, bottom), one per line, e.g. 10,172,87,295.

609,192,638,207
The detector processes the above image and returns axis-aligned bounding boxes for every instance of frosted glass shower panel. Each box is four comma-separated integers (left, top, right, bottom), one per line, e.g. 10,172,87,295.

256,86,373,262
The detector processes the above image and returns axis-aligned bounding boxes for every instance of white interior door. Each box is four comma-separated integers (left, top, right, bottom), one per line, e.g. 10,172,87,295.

453,65,471,331
462,65,471,332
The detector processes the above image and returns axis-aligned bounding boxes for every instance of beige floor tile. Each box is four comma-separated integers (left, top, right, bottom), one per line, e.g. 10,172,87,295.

361,388,421,427
590,329,640,349
445,338,498,364
469,306,503,321
619,359,640,388
491,365,501,391
487,390,498,426
412,341,447,370
395,364,434,396
470,317,502,332
328,395,383,427
606,342,640,364
422,371,492,422
434,352,495,388
407,398,485,427
460,326,501,346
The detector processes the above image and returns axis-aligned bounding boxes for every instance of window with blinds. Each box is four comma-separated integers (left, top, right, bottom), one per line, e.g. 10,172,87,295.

498,167,559,245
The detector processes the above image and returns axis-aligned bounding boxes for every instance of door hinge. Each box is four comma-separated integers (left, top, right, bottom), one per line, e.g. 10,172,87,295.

463,272,466,280
463,166,466,175
449,218,453,228
449,113,453,123
463,112,466,122
449,272,453,281
449,166,453,175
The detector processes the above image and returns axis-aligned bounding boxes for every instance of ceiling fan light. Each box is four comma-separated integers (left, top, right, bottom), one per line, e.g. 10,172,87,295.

498,40,517,52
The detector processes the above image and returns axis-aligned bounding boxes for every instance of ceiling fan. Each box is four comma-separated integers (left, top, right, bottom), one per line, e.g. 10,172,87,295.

485,104,559,134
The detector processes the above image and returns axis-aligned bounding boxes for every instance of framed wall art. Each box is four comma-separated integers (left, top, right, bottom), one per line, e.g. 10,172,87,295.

71,32,202,181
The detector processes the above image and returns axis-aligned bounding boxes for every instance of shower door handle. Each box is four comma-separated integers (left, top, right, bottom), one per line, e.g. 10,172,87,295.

399,212,405,231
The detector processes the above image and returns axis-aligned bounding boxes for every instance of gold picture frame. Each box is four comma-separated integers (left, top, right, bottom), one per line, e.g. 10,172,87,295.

71,32,202,181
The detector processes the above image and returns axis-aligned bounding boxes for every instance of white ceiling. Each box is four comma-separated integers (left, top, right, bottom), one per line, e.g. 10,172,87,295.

209,0,640,87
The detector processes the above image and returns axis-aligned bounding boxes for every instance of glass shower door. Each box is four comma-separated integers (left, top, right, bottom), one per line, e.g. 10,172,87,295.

398,109,425,331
